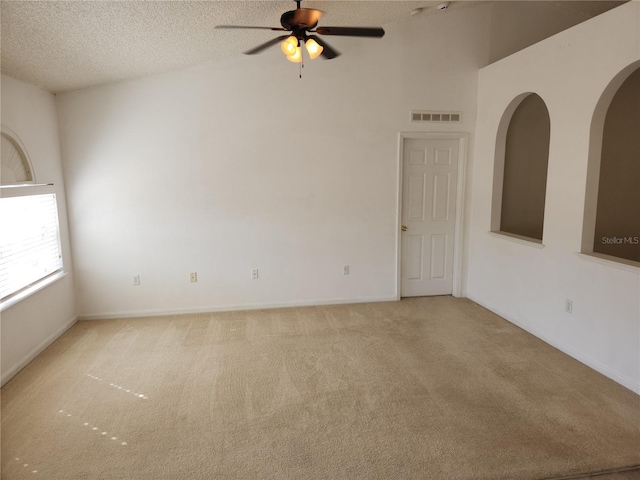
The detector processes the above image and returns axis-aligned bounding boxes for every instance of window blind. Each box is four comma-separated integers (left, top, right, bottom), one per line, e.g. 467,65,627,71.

0,194,63,300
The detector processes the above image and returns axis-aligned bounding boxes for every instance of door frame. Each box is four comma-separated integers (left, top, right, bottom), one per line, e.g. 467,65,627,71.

396,132,469,300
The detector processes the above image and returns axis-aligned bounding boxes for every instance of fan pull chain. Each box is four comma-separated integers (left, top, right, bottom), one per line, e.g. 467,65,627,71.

299,45,304,78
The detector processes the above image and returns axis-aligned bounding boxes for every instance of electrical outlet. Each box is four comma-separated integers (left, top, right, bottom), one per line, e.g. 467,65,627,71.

565,299,573,314
251,269,259,280
190,272,197,283
342,265,350,275
133,275,140,286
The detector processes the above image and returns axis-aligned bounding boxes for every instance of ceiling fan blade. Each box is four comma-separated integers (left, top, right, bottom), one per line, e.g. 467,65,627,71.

215,25,287,31
291,8,324,27
307,35,340,60
315,26,385,38
244,35,290,55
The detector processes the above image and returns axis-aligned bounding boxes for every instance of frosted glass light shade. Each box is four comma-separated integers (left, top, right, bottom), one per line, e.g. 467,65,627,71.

287,46,302,63
305,39,323,59
280,36,298,56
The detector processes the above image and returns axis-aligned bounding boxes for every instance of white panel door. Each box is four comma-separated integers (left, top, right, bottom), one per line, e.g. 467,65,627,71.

401,138,458,297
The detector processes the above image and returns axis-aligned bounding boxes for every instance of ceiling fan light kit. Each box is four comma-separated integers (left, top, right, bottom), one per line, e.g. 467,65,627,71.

215,0,384,74
280,36,323,62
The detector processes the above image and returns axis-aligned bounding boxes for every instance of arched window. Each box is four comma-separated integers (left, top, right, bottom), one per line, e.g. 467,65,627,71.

583,63,640,264
492,93,551,242
1,127,34,185
0,127,63,305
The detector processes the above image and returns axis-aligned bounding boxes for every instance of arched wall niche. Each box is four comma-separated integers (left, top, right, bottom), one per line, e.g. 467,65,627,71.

1,125,35,185
491,92,551,241
582,60,640,264
491,93,531,233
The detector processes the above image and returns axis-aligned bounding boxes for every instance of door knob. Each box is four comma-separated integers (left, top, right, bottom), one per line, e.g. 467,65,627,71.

401,226,408,231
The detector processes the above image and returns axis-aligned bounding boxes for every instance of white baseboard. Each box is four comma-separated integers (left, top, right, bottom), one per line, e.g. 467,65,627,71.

1,315,78,387
78,295,399,321
467,294,640,395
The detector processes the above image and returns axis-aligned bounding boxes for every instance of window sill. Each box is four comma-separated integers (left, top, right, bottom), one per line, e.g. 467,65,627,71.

1,271,68,312
489,231,545,249
576,252,640,272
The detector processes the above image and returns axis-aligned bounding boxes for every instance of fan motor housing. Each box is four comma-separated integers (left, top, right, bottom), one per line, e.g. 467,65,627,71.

280,9,320,30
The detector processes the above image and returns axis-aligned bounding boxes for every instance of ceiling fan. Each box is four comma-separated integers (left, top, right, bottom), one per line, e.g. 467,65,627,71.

215,0,385,63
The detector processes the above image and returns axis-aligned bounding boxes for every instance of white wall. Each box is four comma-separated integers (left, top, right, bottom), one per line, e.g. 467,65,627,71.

467,2,640,393
1,74,77,385
486,1,626,65
56,5,491,319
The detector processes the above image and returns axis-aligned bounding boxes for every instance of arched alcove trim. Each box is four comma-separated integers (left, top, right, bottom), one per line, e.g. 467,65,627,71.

491,92,550,244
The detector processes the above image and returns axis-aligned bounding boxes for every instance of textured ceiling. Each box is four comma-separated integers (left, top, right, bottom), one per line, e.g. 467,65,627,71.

1,0,442,93
0,1,626,94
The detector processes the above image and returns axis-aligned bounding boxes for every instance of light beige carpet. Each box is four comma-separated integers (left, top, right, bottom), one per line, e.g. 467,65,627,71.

2,297,639,479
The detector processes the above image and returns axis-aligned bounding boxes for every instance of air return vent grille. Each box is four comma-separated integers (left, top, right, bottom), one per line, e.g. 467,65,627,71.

411,111,462,123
